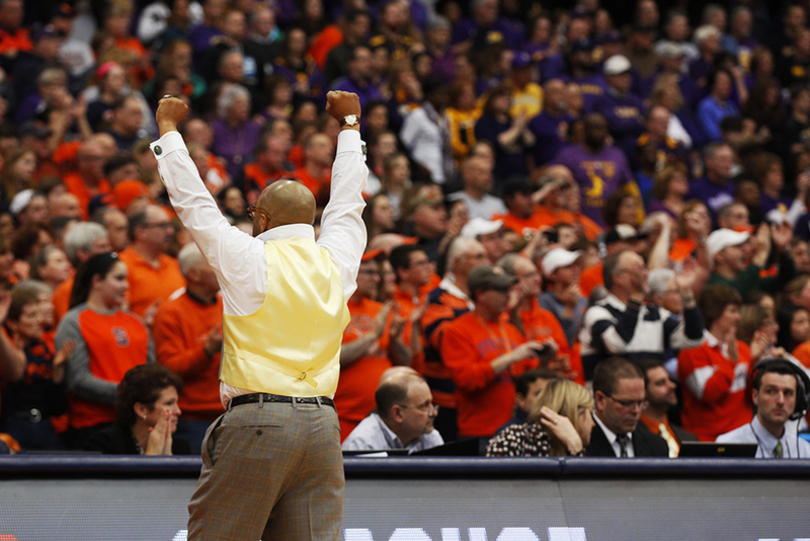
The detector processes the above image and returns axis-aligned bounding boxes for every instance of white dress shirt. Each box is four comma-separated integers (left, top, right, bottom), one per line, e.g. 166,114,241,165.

593,413,635,458
151,129,368,404
716,416,810,459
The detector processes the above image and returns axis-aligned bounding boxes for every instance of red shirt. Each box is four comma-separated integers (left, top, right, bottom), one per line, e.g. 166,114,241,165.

678,339,754,441
335,297,393,440
441,312,537,437
152,292,224,420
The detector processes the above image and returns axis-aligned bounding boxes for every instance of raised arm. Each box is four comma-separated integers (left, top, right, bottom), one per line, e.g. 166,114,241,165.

151,97,267,314
317,91,368,300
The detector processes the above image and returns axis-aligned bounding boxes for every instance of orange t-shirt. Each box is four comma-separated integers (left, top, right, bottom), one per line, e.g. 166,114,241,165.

492,212,545,235
0,27,31,55
117,247,185,318
441,311,536,437
579,262,604,298
520,297,572,373
335,297,393,440
61,306,151,429
153,292,224,420
52,276,74,327
292,167,330,205
308,25,343,68
63,173,111,221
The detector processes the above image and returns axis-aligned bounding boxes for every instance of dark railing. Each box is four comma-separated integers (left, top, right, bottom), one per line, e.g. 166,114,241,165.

2,455,810,478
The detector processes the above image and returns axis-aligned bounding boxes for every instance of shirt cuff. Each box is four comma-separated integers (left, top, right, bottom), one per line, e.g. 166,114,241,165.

150,132,187,160
336,129,366,158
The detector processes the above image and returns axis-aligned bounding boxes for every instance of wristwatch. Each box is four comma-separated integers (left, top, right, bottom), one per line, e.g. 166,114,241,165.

341,114,359,127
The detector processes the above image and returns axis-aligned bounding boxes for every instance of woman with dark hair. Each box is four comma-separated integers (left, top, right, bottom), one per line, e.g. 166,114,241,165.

474,84,533,182
777,304,810,353
602,189,641,229
741,78,786,132
84,364,189,455
696,69,740,142
55,252,155,449
216,185,247,223
362,193,396,240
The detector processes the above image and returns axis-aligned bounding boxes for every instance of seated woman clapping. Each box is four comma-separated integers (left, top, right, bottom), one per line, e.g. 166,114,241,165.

84,364,190,455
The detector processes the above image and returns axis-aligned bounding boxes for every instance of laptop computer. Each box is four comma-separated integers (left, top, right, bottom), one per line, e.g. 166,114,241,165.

678,442,758,457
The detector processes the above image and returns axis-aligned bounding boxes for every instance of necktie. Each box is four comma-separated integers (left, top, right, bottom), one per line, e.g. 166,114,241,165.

616,434,630,457
774,441,783,459
659,423,680,458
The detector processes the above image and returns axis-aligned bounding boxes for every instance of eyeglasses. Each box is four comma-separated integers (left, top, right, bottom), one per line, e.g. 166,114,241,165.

357,269,379,276
399,403,439,415
605,394,648,410
246,206,271,221
142,221,174,230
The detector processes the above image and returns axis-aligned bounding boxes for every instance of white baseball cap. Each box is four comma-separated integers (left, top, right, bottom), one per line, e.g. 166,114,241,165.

460,218,503,239
706,228,750,259
603,55,632,75
542,247,583,277
9,189,35,217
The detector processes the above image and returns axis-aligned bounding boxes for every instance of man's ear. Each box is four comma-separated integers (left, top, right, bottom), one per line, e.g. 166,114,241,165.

594,390,607,412
390,405,404,423
751,388,759,409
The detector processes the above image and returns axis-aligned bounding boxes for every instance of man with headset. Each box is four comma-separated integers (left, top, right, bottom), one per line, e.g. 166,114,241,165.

716,358,810,458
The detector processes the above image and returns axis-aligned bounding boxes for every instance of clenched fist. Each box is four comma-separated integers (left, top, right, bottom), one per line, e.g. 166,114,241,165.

156,96,189,136
326,91,361,124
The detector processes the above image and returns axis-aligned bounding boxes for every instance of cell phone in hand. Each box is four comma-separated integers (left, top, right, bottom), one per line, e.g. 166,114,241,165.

532,344,553,357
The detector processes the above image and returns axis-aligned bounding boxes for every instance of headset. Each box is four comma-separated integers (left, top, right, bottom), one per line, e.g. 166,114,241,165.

750,357,810,421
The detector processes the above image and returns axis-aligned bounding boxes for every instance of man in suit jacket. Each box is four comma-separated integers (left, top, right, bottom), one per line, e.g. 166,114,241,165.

585,357,669,457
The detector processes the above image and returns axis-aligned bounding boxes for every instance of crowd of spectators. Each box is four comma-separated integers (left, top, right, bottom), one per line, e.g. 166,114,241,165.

1,0,810,458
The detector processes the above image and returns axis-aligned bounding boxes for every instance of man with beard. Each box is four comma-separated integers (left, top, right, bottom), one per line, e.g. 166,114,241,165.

550,113,638,227
637,358,697,457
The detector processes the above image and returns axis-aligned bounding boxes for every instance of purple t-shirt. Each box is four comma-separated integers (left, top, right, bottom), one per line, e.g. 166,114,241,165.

686,177,735,221
550,144,635,226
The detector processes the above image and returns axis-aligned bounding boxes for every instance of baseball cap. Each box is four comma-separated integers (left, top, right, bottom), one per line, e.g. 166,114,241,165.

361,249,384,262
32,25,61,42
512,51,532,70
460,218,503,239
9,189,35,217
19,121,52,139
467,264,518,294
542,247,583,277
603,55,632,75
658,42,685,59
706,228,750,259
604,224,648,245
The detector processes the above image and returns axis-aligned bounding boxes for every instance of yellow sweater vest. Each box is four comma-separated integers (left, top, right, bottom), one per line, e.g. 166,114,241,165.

220,239,350,397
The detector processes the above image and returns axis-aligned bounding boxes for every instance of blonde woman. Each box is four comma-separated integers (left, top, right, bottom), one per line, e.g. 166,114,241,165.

486,379,594,457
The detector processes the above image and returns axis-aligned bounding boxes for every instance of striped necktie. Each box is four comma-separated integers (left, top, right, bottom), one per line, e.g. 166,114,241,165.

616,434,630,457
773,441,783,459
659,423,679,458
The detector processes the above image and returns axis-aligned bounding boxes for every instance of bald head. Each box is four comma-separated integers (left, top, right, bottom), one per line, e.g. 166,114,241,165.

253,180,316,235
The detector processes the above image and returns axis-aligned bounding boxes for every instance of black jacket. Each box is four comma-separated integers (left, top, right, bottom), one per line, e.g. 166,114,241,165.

585,419,669,457
84,424,192,455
